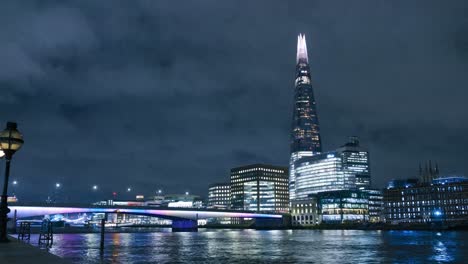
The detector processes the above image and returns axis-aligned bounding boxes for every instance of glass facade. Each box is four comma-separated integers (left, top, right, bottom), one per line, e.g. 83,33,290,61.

290,34,322,155
289,151,314,200
294,137,370,199
289,34,322,201
230,164,289,213
362,189,384,222
318,190,369,224
207,183,230,209
338,137,371,190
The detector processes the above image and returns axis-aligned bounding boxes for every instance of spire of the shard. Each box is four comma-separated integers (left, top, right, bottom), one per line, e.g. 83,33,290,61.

296,34,309,63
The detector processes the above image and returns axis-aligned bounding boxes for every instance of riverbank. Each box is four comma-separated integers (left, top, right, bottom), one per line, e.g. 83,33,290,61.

0,237,70,264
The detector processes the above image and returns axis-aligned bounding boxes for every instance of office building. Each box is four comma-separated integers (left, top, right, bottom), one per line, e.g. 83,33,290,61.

383,176,468,225
363,189,384,223
230,164,289,213
289,34,322,200
207,183,230,209
318,190,369,224
338,137,371,190
291,197,319,226
293,137,370,199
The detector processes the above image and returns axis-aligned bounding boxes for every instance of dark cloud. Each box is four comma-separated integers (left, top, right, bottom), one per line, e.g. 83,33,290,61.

1,0,467,202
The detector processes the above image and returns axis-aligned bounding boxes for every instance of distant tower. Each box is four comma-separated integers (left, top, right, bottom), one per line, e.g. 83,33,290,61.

289,34,322,200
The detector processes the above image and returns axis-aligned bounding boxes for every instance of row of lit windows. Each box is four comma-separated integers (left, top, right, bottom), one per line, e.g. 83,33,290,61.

233,168,286,174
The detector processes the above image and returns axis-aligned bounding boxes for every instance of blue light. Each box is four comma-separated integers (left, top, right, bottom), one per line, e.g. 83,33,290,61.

434,210,442,216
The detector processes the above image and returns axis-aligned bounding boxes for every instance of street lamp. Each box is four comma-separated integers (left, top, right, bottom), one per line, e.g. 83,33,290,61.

56,183,61,188
93,185,98,190
127,187,131,192
0,122,24,242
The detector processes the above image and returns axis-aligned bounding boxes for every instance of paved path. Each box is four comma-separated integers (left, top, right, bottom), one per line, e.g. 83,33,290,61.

0,237,70,264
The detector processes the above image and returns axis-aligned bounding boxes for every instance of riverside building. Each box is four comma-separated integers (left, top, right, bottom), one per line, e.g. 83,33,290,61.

294,137,370,199
318,190,369,224
230,164,289,213
363,189,384,222
207,183,230,209
383,176,468,225
291,197,319,226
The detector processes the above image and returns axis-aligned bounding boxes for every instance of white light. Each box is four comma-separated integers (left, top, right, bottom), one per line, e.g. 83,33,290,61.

127,187,131,192
56,183,61,188
158,190,162,194
185,192,189,195
0,150,4,158
93,185,98,190
13,180,18,185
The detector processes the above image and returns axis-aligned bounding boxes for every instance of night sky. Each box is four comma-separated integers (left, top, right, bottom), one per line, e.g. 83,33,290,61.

1,1,467,202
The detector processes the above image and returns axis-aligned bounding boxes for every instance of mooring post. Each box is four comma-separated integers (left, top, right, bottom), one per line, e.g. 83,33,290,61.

100,213,107,254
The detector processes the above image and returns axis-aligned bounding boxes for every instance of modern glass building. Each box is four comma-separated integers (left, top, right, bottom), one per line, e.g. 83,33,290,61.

207,183,230,209
289,34,322,201
293,137,370,199
337,137,371,190
318,190,369,224
383,176,468,225
230,164,289,213
362,189,384,223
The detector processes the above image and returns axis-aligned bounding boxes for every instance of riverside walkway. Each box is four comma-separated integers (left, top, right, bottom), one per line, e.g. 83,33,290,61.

0,237,70,264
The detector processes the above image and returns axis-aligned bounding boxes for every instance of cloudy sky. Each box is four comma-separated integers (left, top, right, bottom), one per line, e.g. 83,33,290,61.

1,0,467,202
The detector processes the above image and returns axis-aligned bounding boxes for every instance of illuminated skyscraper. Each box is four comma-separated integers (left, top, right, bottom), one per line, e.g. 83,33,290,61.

289,34,322,200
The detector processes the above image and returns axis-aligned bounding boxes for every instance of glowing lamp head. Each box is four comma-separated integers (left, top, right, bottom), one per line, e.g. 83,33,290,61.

434,210,442,216
56,183,61,188
0,122,24,159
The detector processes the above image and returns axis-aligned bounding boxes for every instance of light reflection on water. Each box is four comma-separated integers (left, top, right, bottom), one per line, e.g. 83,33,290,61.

25,229,467,263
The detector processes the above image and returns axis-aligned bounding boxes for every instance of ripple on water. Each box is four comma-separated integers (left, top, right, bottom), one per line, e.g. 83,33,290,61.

24,229,468,263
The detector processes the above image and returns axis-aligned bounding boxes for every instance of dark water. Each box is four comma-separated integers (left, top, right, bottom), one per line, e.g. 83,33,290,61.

28,229,468,263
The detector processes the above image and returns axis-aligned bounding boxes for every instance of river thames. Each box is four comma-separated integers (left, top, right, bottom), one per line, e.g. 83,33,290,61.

28,229,467,263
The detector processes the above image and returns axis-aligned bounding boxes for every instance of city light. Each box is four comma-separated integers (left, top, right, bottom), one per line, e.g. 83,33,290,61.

158,189,162,194
185,192,189,195
12,181,17,185
93,185,98,190
434,210,442,216
56,183,61,188
127,187,132,192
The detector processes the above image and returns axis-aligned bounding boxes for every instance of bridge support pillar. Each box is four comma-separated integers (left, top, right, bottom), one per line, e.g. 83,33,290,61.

172,219,198,232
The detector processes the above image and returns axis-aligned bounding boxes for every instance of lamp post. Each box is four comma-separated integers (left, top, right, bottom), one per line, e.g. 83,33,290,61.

0,122,24,242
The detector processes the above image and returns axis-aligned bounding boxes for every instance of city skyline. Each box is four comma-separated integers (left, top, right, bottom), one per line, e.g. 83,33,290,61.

1,1,468,201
